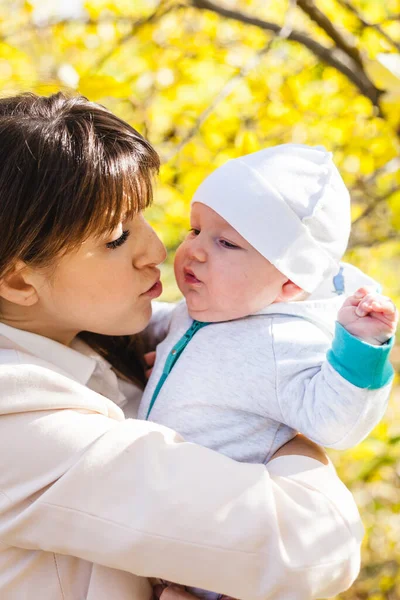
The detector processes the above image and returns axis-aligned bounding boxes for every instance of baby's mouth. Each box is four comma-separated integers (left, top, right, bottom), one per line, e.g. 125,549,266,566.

184,267,202,285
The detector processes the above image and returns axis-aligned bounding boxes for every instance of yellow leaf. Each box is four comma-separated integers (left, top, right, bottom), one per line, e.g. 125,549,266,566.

78,75,132,100
235,130,260,155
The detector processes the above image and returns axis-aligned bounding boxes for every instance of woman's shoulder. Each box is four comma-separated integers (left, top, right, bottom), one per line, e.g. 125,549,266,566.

0,347,123,420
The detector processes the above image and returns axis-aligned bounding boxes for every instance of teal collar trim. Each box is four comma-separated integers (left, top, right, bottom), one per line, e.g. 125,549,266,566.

145,320,209,420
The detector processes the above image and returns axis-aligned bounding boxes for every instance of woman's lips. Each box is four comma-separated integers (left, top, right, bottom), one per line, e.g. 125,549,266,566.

142,280,163,298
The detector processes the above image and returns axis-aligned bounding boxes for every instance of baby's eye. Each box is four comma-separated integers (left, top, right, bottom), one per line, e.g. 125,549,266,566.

188,228,200,236
220,239,239,249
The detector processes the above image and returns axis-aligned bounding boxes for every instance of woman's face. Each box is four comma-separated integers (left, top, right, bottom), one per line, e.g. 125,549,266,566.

9,213,167,345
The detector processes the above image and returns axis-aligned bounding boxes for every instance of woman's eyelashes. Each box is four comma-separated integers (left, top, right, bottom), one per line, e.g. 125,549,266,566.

106,229,130,250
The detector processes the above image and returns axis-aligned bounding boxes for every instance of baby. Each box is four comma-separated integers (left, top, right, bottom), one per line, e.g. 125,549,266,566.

139,144,397,599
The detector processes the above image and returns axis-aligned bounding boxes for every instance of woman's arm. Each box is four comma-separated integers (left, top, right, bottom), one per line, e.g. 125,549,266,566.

0,367,362,600
156,436,334,600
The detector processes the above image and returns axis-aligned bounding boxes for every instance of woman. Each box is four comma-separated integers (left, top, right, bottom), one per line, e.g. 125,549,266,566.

0,92,363,600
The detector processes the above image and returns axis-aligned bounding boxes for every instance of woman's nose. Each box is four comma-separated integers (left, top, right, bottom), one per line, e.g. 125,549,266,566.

135,218,167,268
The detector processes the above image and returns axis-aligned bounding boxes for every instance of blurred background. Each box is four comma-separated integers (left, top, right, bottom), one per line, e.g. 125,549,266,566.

0,0,399,597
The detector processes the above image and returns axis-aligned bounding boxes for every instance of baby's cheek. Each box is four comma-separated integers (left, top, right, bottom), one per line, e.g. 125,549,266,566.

218,285,252,315
230,272,256,301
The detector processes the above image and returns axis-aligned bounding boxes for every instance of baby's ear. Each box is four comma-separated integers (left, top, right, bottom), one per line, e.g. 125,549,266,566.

276,280,304,302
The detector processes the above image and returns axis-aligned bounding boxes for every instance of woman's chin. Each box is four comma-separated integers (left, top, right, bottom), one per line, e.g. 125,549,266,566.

126,305,153,334
98,304,153,337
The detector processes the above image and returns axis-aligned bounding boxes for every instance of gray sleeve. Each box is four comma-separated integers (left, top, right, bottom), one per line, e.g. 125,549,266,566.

272,318,390,449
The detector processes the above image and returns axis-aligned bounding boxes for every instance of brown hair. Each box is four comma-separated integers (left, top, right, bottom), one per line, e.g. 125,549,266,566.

0,91,160,385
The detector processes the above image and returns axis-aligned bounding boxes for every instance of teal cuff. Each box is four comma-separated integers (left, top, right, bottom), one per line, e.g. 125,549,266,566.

327,322,394,389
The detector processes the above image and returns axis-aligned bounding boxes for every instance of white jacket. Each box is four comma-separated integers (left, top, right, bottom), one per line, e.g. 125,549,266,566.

139,264,392,462
0,321,363,599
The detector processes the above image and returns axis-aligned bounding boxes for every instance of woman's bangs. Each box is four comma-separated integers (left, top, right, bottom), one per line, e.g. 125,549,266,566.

82,155,156,241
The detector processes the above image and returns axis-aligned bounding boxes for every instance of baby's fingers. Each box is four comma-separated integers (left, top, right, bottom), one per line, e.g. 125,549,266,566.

342,286,377,308
356,294,397,319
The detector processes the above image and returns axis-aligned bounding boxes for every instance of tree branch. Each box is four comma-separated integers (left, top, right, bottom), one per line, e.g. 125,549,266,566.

162,0,304,162
165,0,297,162
0,7,181,43
348,231,400,249
190,0,382,108
86,2,178,74
352,187,399,226
164,40,274,163
336,0,400,53
296,0,363,66
363,156,400,185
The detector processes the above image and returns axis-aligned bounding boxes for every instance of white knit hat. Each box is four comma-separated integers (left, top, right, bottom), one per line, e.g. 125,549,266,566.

191,143,351,293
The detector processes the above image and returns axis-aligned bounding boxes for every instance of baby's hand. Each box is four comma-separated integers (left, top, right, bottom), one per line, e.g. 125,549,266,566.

338,287,398,345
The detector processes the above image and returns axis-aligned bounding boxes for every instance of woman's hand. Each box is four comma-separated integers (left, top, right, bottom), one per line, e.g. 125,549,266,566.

153,584,235,600
153,584,194,600
271,433,329,464
144,351,156,379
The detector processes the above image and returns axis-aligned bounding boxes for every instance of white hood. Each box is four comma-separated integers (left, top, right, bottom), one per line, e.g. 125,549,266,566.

259,262,379,338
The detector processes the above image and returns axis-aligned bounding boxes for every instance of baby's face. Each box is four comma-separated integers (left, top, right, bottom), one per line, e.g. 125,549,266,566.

174,202,288,322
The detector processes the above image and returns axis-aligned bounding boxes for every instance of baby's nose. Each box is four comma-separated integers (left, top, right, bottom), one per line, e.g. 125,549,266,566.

189,241,207,262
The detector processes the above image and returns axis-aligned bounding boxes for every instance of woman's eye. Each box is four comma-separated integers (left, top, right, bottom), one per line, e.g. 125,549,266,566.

106,229,130,250
220,239,239,249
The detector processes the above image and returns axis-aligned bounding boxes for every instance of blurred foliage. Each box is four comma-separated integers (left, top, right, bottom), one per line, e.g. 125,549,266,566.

0,0,399,597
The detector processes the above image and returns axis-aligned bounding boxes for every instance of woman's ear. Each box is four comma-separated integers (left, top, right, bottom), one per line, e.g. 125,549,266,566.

0,261,39,306
275,279,304,303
